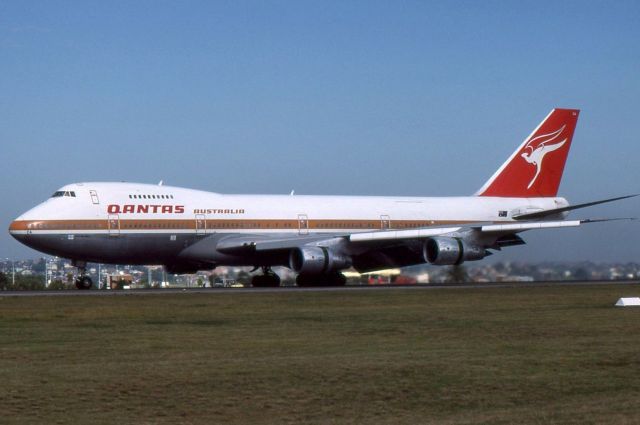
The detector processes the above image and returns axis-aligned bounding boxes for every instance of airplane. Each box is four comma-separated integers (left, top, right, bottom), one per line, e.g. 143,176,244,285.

8,108,635,289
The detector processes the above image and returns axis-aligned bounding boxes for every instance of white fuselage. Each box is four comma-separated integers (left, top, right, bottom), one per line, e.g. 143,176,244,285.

11,182,566,232
9,182,567,267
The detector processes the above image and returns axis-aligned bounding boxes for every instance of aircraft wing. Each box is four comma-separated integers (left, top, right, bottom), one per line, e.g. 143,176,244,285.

179,216,631,273
211,218,618,253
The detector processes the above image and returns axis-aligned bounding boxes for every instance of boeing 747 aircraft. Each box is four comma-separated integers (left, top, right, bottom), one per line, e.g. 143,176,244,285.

8,109,634,288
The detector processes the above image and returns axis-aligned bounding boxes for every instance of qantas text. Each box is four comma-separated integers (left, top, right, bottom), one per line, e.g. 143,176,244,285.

107,205,185,214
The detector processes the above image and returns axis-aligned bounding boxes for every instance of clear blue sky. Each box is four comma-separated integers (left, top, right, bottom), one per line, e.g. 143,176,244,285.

1,1,639,262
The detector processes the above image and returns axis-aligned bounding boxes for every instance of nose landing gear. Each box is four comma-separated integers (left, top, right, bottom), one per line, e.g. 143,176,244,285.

72,261,93,290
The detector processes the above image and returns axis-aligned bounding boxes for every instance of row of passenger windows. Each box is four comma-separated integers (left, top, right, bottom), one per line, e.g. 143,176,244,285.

121,222,381,229
316,223,375,229
128,194,174,200
123,222,187,229
28,222,101,230
51,191,76,198
28,220,432,231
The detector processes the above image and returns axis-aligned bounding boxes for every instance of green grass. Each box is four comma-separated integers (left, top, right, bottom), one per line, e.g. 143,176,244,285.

1,285,640,424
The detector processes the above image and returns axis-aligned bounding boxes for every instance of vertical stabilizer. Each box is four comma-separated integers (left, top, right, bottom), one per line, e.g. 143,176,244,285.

476,108,580,197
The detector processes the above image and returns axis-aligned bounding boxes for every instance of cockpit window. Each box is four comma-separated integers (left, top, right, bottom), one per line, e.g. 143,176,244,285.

51,191,76,198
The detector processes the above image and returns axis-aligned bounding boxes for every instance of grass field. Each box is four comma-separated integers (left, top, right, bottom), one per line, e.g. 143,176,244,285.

1,285,640,424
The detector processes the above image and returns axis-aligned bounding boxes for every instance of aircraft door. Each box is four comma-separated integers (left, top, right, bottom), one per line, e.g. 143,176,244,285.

108,214,120,236
380,215,391,230
298,214,309,235
195,214,206,235
90,190,100,204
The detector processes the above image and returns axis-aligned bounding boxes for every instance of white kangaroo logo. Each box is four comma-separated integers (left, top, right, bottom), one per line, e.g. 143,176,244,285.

521,125,566,189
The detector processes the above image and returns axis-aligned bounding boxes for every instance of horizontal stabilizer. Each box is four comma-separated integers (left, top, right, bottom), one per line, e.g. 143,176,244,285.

513,195,637,220
480,220,582,233
580,217,636,224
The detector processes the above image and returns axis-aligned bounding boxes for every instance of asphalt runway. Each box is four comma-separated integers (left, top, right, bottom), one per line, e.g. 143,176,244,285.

1,280,638,297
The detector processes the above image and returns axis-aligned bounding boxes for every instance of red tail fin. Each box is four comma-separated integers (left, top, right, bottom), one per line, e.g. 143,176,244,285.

477,108,580,197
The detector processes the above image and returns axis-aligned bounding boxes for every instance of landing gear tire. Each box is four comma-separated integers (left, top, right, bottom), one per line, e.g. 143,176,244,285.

296,273,346,287
75,276,93,290
251,268,281,288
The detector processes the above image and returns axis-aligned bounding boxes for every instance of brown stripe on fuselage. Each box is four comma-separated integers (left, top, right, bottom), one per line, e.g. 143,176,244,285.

9,219,108,231
9,218,481,232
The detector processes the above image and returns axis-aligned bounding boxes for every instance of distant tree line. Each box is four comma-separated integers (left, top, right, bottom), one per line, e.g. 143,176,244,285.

0,271,74,291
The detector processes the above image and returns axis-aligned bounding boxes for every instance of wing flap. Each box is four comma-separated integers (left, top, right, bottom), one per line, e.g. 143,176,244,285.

216,234,345,254
349,226,463,242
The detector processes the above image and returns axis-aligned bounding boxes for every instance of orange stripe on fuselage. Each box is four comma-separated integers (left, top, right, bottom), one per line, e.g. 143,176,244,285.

9,218,481,232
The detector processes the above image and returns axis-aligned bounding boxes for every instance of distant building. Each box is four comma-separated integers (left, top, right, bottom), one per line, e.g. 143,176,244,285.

107,274,133,289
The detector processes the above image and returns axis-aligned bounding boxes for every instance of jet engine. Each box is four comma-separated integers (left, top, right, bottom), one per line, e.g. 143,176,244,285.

424,237,486,265
289,246,351,274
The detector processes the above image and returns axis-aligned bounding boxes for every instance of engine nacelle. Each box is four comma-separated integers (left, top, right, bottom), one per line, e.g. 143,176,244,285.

424,237,486,265
289,246,351,274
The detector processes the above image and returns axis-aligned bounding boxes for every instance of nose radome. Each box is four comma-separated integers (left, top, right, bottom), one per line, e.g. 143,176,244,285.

8,218,26,242
10,213,30,226
9,219,22,233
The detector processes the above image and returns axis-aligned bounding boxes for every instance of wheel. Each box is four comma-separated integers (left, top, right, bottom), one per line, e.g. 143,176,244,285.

251,275,265,287
296,273,346,287
251,272,280,288
75,276,93,290
266,272,281,287
329,273,347,287
296,274,324,287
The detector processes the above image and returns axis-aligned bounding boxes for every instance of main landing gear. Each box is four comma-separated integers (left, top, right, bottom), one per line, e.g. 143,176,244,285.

73,261,93,290
296,272,347,287
75,275,93,290
251,267,281,288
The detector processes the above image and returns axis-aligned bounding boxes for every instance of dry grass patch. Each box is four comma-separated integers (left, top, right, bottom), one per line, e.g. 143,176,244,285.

1,284,639,424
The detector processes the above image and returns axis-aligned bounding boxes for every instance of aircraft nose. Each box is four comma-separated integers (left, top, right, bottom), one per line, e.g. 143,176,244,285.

8,214,30,242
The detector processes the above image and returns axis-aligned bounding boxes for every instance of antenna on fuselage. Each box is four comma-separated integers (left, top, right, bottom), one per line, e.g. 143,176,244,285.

158,180,164,186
